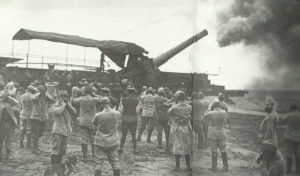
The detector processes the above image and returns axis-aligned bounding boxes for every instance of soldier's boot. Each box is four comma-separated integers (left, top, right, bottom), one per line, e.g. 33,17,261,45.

6,150,12,160
94,170,102,176
146,131,152,143
26,133,32,148
221,151,229,171
185,154,192,172
113,169,121,176
32,138,41,155
296,157,300,174
20,132,25,148
285,157,292,174
211,151,218,171
81,144,88,161
91,144,95,161
174,155,180,172
137,132,142,142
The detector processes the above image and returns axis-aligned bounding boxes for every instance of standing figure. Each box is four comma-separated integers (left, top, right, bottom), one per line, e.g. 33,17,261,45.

0,90,20,160
93,97,121,176
19,85,37,148
111,83,123,110
258,97,284,176
154,89,169,151
119,87,139,154
31,85,53,154
137,89,155,143
281,104,300,174
192,92,209,149
73,86,102,161
168,91,193,172
49,91,76,165
205,99,229,171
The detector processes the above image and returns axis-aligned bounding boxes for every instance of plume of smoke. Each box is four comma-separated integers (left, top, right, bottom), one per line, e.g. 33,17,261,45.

217,0,300,90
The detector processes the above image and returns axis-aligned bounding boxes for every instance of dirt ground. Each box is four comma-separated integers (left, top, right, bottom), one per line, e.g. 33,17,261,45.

0,108,266,176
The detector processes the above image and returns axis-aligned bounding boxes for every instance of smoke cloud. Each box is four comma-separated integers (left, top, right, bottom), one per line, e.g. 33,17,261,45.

217,0,300,90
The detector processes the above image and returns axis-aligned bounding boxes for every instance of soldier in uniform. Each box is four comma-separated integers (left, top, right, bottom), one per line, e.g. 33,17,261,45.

119,87,139,154
31,85,53,154
281,104,300,174
137,89,155,143
19,85,37,148
73,86,102,161
0,90,20,160
93,97,121,176
258,97,284,176
154,89,169,151
168,91,193,172
49,90,76,164
205,99,229,171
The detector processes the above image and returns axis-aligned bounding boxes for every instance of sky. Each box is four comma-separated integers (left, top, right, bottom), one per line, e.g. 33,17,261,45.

0,0,267,90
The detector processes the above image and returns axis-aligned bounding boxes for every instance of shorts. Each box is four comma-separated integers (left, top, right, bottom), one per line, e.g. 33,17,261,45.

20,119,31,133
95,145,120,170
51,134,68,155
79,126,95,144
209,138,226,152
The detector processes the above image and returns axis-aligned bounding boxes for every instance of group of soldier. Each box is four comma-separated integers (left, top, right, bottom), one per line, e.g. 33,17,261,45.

0,72,299,176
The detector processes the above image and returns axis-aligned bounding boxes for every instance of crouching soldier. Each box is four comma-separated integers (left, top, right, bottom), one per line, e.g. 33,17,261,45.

19,85,37,148
0,90,20,160
258,97,285,176
93,97,121,176
205,99,229,171
49,90,76,164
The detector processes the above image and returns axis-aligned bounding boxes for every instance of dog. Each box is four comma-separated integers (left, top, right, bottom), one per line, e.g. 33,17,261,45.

44,156,77,176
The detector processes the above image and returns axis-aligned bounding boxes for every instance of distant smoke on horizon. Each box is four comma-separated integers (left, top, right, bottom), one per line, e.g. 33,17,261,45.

217,0,300,90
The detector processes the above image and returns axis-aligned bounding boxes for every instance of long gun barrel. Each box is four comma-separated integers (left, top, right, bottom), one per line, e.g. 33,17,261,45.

153,29,208,67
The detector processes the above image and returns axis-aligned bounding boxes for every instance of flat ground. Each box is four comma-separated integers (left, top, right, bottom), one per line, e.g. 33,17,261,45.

0,98,276,176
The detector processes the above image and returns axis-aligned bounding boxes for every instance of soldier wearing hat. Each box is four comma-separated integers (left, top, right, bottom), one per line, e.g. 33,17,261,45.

49,90,76,165
30,84,54,155
0,89,20,160
73,86,102,161
93,97,121,176
119,87,139,154
19,85,37,148
205,99,229,171
168,90,192,172
99,87,117,111
154,88,169,151
137,88,155,143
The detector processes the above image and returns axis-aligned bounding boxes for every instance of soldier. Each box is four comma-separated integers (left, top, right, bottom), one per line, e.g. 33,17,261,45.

19,85,37,148
49,90,76,165
93,97,121,176
168,91,193,172
192,91,209,149
31,85,53,154
205,99,229,171
0,90,20,160
119,87,139,154
111,83,123,110
137,89,155,143
258,97,284,176
154,89,169,151
73,86,102,161
281,104,300,174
